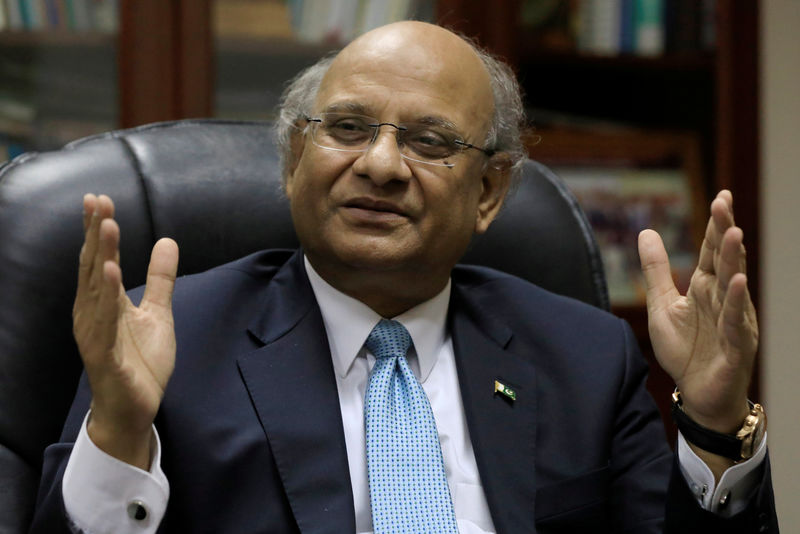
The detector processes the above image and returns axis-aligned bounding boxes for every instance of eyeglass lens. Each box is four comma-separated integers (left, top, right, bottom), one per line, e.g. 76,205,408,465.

309,113,462,166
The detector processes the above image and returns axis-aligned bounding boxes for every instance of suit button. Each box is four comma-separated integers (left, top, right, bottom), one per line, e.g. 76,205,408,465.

127,500,148,521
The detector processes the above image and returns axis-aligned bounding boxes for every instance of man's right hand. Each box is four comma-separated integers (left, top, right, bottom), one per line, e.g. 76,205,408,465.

73,194,179,470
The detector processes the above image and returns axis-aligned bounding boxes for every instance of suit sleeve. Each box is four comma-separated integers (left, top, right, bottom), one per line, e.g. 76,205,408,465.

28,372,92,533
26,372,168,534
611,319,778,533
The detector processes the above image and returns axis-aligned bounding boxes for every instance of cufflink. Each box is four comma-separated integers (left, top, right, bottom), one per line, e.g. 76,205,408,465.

718,489,731,510
127,500,148,521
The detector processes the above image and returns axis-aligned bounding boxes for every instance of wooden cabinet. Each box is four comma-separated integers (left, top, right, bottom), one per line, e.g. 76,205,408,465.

1,0,760,437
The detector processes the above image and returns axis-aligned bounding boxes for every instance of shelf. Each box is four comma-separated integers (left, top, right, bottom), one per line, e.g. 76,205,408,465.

519,48,716,73
0,30,115,48
216,35,340,57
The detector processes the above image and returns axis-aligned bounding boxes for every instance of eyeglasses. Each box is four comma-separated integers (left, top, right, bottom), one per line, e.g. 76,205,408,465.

303,113,495,169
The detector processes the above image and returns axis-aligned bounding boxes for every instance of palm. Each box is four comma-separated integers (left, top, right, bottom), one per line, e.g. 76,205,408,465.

90,294,176,429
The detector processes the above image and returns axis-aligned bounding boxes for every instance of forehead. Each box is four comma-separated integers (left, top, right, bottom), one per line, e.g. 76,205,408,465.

314,25,494,133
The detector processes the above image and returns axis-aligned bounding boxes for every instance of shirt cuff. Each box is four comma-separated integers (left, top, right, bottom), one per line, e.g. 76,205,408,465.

62,412,169,534
677,430,767,517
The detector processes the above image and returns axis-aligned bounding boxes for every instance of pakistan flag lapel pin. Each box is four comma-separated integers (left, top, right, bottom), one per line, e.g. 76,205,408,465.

494,379,516,401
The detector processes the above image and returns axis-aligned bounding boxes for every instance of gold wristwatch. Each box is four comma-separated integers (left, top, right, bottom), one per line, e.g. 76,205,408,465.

671,390,767,461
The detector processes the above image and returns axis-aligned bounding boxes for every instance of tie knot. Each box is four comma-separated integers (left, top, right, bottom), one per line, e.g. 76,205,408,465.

365,319,411,360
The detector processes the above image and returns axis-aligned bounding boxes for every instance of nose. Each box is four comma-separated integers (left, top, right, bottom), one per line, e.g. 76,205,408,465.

351,125,413,186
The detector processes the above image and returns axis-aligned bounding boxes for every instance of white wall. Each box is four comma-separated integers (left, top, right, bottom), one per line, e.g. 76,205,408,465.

761,0,800,527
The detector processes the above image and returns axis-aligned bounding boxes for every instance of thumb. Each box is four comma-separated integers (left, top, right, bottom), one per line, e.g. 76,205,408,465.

638,229,679,312
141,238,179,311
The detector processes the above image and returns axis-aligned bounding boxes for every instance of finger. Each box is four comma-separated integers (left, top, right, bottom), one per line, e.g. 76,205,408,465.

638,229,680,312
82,194,97,233
697,192,735,274
91,217,121,298
715,226,747,302
78,195,114,296
89,260,123,365
720,272,758,362
141,238,179,311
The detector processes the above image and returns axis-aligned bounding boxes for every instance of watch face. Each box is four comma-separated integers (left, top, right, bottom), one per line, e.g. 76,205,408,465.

740,405,767,459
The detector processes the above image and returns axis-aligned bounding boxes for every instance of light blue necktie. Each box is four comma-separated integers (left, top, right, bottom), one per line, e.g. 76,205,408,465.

364,319,459,533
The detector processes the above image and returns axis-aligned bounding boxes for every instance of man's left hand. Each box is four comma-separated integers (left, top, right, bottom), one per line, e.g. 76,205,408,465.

638,190,758,468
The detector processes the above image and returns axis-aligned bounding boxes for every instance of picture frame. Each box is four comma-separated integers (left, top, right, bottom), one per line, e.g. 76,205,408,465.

528,126,706,306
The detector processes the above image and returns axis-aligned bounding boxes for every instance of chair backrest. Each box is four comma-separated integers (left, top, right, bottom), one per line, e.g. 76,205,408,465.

0,119,607,531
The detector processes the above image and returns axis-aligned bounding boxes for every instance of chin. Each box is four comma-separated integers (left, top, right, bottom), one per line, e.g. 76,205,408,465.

314,236,423,275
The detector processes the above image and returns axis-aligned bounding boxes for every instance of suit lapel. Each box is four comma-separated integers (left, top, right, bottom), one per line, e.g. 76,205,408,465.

237,253,355,532
450,283,539,533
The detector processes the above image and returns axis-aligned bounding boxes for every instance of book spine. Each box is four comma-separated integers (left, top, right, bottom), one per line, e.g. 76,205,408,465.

5,0,24,29
592,0,621,55
43,0,59,28
29,0,46,29
90,0,117,33
70,0,90,31
700,0,715,51
634,0,664,56
620,0,635,53
18,0,32,29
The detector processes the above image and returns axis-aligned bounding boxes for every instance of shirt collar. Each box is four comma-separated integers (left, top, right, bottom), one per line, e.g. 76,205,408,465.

304,256,451,382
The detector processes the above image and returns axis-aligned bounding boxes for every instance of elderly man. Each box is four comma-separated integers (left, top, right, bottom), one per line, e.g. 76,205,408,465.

31,21,775,533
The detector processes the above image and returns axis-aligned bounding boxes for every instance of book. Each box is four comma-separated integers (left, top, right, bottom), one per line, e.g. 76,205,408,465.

576,0,622,56
43,0,60,28
323,0,358,43
90,0,117,33
18,0,32,29
5,0,24,29
634,0,664,56
70,0,92,31
28,0,46,29
620,0,635,53
214,0,293,39
296,0,330,42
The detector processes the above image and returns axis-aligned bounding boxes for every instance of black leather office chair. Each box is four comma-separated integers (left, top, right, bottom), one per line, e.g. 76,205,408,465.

0,119,608,532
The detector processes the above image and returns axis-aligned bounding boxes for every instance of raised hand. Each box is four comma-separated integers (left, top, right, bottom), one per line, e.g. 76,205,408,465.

73,194,179,469
638,191,758,469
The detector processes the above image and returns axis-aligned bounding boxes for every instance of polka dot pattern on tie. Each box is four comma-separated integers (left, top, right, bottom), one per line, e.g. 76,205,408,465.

364,319,459,533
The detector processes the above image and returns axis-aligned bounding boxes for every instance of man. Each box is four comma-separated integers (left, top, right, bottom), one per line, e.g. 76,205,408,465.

31,21,775,533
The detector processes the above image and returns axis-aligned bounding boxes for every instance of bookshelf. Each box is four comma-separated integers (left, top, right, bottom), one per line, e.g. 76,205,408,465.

213,0,436,121
0,0,760,437
0,1,119,158
438,0,761,439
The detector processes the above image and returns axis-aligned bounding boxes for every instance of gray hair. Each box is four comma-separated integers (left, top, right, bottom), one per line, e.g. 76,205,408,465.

275,36,527,183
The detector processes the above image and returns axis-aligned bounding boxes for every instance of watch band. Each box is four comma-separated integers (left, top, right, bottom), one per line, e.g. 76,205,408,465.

670,390,758,461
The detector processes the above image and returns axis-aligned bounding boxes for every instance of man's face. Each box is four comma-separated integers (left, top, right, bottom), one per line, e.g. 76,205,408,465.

285,23,509,295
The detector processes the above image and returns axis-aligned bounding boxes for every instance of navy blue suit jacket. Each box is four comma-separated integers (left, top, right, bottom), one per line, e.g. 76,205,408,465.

32,250,777,533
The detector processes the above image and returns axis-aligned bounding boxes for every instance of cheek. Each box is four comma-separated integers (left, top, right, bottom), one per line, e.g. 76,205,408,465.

422,177,481,234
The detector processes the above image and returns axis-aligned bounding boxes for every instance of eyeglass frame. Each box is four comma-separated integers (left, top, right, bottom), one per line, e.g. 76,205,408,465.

301,113,496,169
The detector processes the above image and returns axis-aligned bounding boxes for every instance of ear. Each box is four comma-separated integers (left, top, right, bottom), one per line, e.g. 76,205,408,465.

474,157,512,234
284,127,307,198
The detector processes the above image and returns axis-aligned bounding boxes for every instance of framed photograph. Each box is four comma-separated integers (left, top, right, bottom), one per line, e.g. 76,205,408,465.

529,127,705,306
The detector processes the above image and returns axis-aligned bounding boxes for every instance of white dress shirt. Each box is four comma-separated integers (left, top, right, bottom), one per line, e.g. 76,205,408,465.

62,256,766,533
